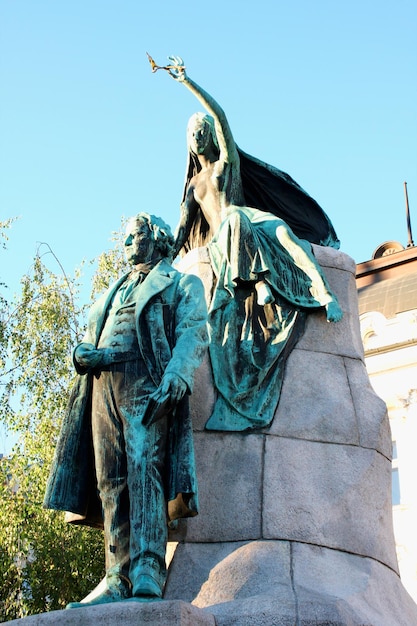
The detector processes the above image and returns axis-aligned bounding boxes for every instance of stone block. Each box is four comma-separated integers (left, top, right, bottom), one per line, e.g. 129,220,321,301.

189,351,216,432
344,356,392,458
269,350,359,444
193,540,292,606
263,437,398,570
165,541,251,603
183,432,263,542
312,245,356,274
296,246,364,360
166,540,296,626
297,277,364,360
292,542,417,626
193,541,296,626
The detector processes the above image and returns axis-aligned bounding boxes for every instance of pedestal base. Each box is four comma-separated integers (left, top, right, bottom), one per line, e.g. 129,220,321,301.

5,600,215,626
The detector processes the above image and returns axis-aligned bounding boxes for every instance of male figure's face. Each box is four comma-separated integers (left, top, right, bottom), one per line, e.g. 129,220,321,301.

124,219,156,266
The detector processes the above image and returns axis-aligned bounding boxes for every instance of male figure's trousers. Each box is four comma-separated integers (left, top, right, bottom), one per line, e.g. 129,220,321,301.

91,359,168,596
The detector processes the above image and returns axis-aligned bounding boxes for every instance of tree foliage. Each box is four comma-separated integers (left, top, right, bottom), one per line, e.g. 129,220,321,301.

0,222,127,620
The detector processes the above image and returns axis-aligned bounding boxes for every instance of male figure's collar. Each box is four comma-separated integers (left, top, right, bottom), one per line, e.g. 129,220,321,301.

129,256,163,278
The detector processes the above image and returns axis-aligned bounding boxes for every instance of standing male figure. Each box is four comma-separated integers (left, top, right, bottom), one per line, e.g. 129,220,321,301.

44,213,208,605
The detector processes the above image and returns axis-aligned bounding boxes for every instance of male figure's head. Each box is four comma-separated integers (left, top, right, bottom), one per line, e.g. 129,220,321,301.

124,213,174,266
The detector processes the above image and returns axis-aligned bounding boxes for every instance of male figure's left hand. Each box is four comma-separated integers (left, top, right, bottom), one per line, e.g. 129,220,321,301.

142,374,188,426
151,373,187,405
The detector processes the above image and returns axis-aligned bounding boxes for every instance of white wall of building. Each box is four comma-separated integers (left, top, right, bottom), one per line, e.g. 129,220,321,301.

361,309,417,601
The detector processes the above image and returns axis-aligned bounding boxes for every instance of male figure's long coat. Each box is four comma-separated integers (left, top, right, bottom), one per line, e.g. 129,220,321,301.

44,259,208,528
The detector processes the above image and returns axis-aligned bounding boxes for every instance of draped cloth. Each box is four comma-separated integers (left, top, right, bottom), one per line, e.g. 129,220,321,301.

204,207,336,431
179,146,340,431
238,149,340,249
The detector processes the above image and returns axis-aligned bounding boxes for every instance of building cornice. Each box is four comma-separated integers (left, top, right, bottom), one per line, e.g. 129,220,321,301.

356,246,417,289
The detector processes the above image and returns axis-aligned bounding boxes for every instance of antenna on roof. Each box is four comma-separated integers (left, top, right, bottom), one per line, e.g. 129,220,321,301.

404,181,414,248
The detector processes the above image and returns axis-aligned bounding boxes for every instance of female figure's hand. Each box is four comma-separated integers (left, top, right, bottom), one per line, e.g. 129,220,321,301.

147,52,186,81
166,55,187,82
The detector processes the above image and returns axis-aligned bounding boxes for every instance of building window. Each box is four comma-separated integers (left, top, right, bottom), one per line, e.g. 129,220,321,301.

392,441,401,506
392,468,401,505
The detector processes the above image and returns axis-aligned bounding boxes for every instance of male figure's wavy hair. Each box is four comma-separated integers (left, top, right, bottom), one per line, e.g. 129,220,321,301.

132,213,175,259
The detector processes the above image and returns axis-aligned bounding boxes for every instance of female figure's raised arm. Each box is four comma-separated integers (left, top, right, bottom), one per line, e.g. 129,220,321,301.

155,55,239,166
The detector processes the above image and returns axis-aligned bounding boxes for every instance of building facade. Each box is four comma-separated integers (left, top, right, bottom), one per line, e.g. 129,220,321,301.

357,241,417,601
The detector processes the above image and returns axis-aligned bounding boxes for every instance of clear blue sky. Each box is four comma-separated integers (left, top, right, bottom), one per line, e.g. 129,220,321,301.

1,0,416,296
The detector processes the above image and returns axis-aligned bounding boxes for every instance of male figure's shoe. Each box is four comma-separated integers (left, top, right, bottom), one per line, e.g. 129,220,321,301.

66,576,131,609
133,574,162,598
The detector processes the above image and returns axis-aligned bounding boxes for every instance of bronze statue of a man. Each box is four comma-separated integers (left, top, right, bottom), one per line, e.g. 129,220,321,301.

44,213,208,605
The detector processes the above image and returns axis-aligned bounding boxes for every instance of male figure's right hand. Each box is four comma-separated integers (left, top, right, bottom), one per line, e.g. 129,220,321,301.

74,343,103,368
